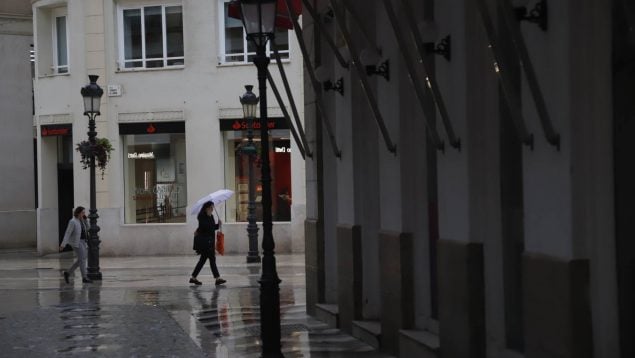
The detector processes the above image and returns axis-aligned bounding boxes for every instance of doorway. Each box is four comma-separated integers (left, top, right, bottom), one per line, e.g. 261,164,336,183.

56,135,74,248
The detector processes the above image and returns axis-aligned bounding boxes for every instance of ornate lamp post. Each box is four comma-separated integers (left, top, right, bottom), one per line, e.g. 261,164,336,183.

80,75,104,280
240,85,261,264
236,1,282,356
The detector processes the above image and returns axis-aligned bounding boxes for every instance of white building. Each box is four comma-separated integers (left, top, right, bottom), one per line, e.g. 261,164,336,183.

32,0,305,256
0,0,36,249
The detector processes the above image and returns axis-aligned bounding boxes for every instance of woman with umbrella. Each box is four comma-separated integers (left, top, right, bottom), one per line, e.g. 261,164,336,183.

190,201,226,286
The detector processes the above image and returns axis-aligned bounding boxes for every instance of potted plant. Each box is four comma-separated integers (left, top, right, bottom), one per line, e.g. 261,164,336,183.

76,137,114,178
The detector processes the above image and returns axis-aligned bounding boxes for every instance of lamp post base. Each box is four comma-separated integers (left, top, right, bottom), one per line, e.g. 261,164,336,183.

87,271,102,280
259,266,282,357
246,254,262,263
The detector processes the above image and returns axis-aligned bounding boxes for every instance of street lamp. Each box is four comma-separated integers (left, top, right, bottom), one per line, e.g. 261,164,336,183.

80,74,104,281
240,85,261,264
236,1,282,356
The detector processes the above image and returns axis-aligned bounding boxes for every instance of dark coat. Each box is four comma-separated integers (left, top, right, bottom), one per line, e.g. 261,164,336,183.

193,212,219,252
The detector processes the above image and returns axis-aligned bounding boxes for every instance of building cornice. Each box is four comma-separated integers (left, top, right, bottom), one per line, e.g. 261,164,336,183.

31,0,66,7
37,113,73,125
0,15,32,36
0,13,31,20
219,107,283,120
118,110,185,123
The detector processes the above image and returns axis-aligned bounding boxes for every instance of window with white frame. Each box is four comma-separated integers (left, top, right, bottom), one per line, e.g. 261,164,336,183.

118,4,184,69
218,0,290,64
52,13,69,74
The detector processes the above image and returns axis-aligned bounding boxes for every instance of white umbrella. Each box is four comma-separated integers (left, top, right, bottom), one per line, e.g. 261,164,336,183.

190,189,234,215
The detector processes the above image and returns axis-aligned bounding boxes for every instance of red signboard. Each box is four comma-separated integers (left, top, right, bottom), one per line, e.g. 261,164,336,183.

220,117,288,131
119,121,185,135
41,125,71,137
231,120,276,130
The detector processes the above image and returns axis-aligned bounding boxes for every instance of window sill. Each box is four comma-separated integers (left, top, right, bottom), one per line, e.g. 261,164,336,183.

217,59,291,68
38,72,71,79
115,65,185,73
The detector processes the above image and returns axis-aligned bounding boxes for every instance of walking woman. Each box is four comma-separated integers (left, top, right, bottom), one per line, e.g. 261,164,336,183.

190,201,226,286
59,206,92,283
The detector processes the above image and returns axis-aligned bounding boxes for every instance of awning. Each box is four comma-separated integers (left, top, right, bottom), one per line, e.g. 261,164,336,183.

228,0,302,30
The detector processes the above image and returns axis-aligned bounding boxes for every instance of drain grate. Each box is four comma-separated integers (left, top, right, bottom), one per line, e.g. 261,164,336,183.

243,323,309,336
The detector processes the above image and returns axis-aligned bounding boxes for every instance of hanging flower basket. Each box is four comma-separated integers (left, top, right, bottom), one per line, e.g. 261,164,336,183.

76,138,114,179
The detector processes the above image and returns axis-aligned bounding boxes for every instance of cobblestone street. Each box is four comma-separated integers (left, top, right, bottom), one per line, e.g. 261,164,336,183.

0,251,389,357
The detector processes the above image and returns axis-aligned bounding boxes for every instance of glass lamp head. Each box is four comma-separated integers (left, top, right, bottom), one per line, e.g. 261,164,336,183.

240,85,259,119
80,75,104,115
239,0,277,47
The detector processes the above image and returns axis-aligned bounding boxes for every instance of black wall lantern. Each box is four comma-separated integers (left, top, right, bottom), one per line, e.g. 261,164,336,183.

426,34,451,62
366,60,390,81
515,0,548,31
323,77,344,95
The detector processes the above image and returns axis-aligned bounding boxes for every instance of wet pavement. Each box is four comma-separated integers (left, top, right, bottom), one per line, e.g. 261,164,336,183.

0,250,391,357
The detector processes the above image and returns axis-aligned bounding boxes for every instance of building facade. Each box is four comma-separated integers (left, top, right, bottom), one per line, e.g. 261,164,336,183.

303,0,630,357
32,0,306,256
0,0,36,249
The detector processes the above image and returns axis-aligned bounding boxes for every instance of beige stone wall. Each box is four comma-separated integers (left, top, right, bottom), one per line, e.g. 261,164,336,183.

0,0,32,16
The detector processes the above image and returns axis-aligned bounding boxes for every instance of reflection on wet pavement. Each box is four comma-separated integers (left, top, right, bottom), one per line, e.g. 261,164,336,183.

0,252,391,357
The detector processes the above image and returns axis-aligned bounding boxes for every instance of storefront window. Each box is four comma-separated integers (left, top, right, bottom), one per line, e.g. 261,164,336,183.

119,5,184,69
122,127,187,224
223,126,291,223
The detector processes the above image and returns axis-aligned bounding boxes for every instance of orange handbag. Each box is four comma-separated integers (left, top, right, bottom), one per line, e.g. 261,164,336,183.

216,231,225,255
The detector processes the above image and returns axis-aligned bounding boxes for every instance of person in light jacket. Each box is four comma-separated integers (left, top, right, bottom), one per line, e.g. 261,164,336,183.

59,206,92,284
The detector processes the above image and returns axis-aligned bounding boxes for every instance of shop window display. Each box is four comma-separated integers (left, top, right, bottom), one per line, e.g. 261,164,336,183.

122,132,187,224
223,129,291,223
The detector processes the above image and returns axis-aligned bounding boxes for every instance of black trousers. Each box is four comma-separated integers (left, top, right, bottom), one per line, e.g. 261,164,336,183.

192,249,220,278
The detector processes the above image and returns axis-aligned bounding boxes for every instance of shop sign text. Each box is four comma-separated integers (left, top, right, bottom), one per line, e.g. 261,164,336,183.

128,152,155,159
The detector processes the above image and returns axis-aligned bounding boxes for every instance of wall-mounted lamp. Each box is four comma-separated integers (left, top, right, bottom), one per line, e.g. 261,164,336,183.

322,7,334,23
323,78,344,95
366,60,390,81
515,0,548,31
425,35,451,62
314,66,344,95
360,48,389,81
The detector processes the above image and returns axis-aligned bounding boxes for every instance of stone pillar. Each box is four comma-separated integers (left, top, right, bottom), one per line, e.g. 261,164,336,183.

379,231,414,354
303,0,326,316
337,224,363,333
305,219,325,315
523,254,592,358
438,240,486,357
